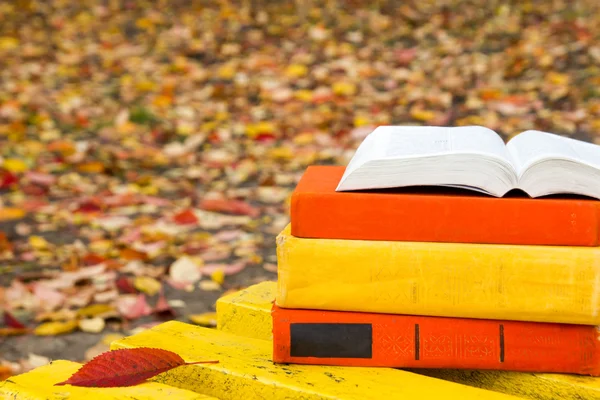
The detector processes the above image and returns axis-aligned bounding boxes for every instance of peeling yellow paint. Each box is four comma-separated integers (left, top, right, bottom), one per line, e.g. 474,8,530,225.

217,282,600,400
0,360,216,400
111,320,518,399
216,280,275,341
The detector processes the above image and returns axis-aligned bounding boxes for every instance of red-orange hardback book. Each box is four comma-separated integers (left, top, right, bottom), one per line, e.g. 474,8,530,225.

290,165,600,246
271,305,600,375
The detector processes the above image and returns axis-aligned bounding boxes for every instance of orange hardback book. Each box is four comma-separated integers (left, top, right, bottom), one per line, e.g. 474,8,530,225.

271,305,600,375
290,165,600,246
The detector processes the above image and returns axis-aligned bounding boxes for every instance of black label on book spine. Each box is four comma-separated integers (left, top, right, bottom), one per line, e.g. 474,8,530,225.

290,323,373,358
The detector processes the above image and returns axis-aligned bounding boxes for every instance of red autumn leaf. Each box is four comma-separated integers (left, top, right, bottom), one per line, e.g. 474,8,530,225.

54,347,218,387
75,200,103,213
153,289,175,320
116,276,137,294
172,209,198,225
3,311,27,329
198,199,259,217
254,133,276,142
0,170,18,188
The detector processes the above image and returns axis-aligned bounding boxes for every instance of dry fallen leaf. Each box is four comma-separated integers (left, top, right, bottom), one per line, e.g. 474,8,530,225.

169,256,202,285
34,320,78,336
198,280,221,291
0,327,29,336
0,207,26,221
133,276,162,296
0,364,13,380
27,353,51,369
116,294,152,320
77,304,116,318
78,317,106,333
188,312,217,327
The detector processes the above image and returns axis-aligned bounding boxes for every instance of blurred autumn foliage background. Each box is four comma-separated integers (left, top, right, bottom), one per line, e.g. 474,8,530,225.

2,0,600,379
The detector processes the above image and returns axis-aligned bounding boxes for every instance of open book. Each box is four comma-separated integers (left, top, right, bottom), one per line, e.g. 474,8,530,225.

336,126,600,200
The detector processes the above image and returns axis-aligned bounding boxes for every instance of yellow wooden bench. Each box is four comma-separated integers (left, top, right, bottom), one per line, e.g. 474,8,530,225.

110,319,517,399
5,281,598,399
216,281,600,400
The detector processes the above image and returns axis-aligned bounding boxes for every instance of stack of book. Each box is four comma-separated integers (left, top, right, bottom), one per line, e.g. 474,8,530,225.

272,126,600,375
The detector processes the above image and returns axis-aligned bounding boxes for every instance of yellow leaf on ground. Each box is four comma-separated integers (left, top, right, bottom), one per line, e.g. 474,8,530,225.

0,37,19,50
268,147,294,160
134,276,162,296
101,333,126,346
294,90,313,102
0,208,26,221
293,132,314,145
354,115,371,127
76,161,105,173
218,64,236,80
410,109,436,122
135,80,156,92
546,71,570,85
35,309,77,322
211,270,225,285
76,304,115,318
245,121,276,138
29,235,49,250
188,312,217,327
332,82,356,96
2,158,28,173
34,320,78,336
285,64,308,78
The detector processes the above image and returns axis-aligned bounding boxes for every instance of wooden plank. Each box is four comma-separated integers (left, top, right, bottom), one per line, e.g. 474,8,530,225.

111,321,519,399
216,280,275,341
217,281,600,400
0,359,216,400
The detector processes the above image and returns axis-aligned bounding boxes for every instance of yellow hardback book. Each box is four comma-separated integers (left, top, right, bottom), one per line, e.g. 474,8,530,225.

276,224,600,324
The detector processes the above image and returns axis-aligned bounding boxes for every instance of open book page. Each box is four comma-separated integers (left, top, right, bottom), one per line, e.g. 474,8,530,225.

363,125,512,162
507,130,600,177
445,126,513,164
337,126,516,192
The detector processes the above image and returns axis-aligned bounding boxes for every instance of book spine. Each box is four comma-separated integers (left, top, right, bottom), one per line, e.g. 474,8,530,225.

290,191,600,246
276,225,600,325
272,306,600,375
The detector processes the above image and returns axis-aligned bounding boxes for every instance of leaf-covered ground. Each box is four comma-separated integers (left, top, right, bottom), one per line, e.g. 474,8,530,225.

2,0,600,378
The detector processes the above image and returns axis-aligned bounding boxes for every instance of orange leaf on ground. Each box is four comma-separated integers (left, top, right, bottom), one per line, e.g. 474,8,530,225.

0,365,14,380
172,209,198,225
0,232,12,252
54,347,218,387
76,161,106,173
0,170,18,188
82,253,107,266
0,207,26,221
0,327,29,336
119,248,148,261
198,198,259,217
